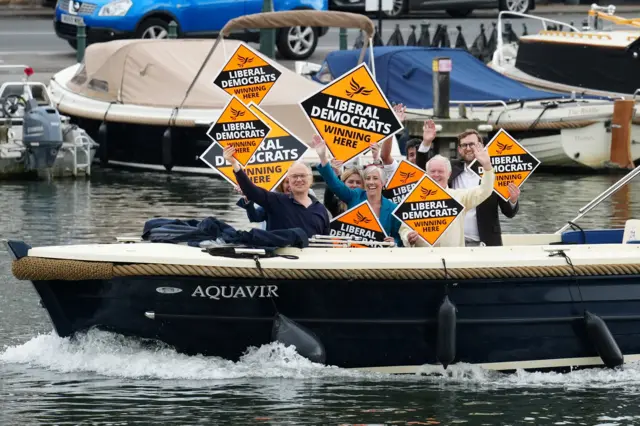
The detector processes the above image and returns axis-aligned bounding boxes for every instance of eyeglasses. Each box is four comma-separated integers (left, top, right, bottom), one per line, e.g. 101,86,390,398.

342,163,364,171
459,142,479,149
289,174,309,181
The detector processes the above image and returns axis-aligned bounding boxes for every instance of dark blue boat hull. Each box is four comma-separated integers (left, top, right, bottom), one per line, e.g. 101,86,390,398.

28,272,640,370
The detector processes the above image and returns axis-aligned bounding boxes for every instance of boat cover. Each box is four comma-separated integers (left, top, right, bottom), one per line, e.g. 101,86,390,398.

64,39,324,142
318,47,569,109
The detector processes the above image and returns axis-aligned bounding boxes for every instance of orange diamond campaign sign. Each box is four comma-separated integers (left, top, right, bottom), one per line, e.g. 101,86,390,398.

468,128,541,202
205,95,270,166
330,200,388,247
213,43,282,105
382,160,426,205
299,63,404,164
200,103,309,191
392,175,464,246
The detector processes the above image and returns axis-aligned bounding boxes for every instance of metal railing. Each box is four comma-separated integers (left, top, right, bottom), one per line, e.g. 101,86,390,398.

450,99,510,113
494,11,581,66
309,235,395,248
555,163,640,234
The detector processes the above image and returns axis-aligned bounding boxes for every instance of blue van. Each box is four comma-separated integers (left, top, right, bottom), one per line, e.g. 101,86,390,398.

54,0,328,59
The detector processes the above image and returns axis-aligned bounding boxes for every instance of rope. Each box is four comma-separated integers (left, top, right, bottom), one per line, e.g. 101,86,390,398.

10,257,640,282
441,257,450,296
527,102,558,131
254,255,279,314
550,249,585,308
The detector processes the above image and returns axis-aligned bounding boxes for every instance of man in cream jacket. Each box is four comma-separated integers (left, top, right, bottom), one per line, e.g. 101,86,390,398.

400,143,495,247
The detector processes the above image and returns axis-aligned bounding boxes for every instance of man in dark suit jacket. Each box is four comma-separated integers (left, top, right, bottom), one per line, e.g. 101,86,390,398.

415,124,520,247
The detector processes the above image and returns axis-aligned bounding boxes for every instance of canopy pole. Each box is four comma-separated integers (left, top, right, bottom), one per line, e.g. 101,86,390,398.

177,35,225,111
357,35,370,65
368,37,376,78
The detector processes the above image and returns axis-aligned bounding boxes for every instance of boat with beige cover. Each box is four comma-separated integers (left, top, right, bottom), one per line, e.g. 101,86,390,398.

46,10,404,175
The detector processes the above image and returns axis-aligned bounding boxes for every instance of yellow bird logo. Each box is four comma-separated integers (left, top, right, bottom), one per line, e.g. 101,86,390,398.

345,78,373,98
230,107,245,121
237,55,254,68
353,211,372,225
420,188,437,200
496,142,512,155
399,171,416,184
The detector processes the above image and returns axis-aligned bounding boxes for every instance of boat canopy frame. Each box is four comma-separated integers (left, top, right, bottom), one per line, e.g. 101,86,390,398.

178,10,377,110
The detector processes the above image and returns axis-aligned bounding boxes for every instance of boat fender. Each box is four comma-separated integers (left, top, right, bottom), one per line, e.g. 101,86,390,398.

98,121,108,167
162,128,173,172
584,310,624,369
436,295,457,369
272,313,326,364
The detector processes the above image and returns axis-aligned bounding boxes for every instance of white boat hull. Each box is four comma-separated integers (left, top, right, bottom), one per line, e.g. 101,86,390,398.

0,123,98,179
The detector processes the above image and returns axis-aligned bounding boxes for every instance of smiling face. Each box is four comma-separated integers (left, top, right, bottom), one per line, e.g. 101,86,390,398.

458,132,482,164
286,163,312,196
363,166,384,197
426,156,451,188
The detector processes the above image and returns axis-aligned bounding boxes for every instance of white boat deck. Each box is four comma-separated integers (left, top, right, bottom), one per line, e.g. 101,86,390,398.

25,237,640,270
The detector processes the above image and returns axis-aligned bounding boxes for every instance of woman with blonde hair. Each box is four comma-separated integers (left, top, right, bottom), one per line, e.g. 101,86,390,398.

323,163,364,218
312,135,401,246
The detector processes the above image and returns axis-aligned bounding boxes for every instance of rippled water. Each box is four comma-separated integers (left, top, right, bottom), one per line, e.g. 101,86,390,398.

2,168,640,425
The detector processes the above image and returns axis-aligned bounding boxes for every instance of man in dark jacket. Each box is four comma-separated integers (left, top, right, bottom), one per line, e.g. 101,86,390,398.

415,125,521,247
223,146,330,238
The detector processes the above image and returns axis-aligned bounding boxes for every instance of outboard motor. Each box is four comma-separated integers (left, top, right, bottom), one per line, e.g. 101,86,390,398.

22,98,63,171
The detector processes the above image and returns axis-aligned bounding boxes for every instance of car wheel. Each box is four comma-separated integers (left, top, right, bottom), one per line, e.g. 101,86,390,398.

499,0,531,14
276,26,318,60
383,0,407,18
137,18,170,39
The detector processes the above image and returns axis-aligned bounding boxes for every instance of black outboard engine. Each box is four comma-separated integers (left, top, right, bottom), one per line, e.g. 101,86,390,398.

22,98,63,171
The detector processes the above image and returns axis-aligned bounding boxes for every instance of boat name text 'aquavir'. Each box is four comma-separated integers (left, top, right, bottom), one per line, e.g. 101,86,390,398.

192,285,279,300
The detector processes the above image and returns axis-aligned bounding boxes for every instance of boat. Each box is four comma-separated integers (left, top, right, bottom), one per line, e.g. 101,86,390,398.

296,46,640,170
4,163,640,373
46,11,404,177
1,65,97,179
489,4,640,99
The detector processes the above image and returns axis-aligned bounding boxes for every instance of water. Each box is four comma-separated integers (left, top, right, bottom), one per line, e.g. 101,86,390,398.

2,168,640,425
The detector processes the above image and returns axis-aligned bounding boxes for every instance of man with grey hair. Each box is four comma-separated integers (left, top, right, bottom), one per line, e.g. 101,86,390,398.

399,144,495,247
223,146,330,237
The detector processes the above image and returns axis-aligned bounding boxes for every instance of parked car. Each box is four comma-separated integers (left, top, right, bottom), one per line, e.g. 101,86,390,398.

54,0,328,60
329,0,535,18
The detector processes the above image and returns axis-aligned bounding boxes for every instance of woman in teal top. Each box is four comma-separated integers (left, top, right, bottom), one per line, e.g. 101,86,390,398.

311,135,403,247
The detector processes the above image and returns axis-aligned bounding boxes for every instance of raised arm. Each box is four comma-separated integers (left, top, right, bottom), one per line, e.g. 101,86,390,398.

415,119,437,169
316,162,358,205
311,135,359,204
455,145,495,210
381,104,406,165
224,146,276,210
380,135,394,165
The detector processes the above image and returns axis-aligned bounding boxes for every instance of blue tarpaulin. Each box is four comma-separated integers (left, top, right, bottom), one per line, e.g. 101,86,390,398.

316,47,571,109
